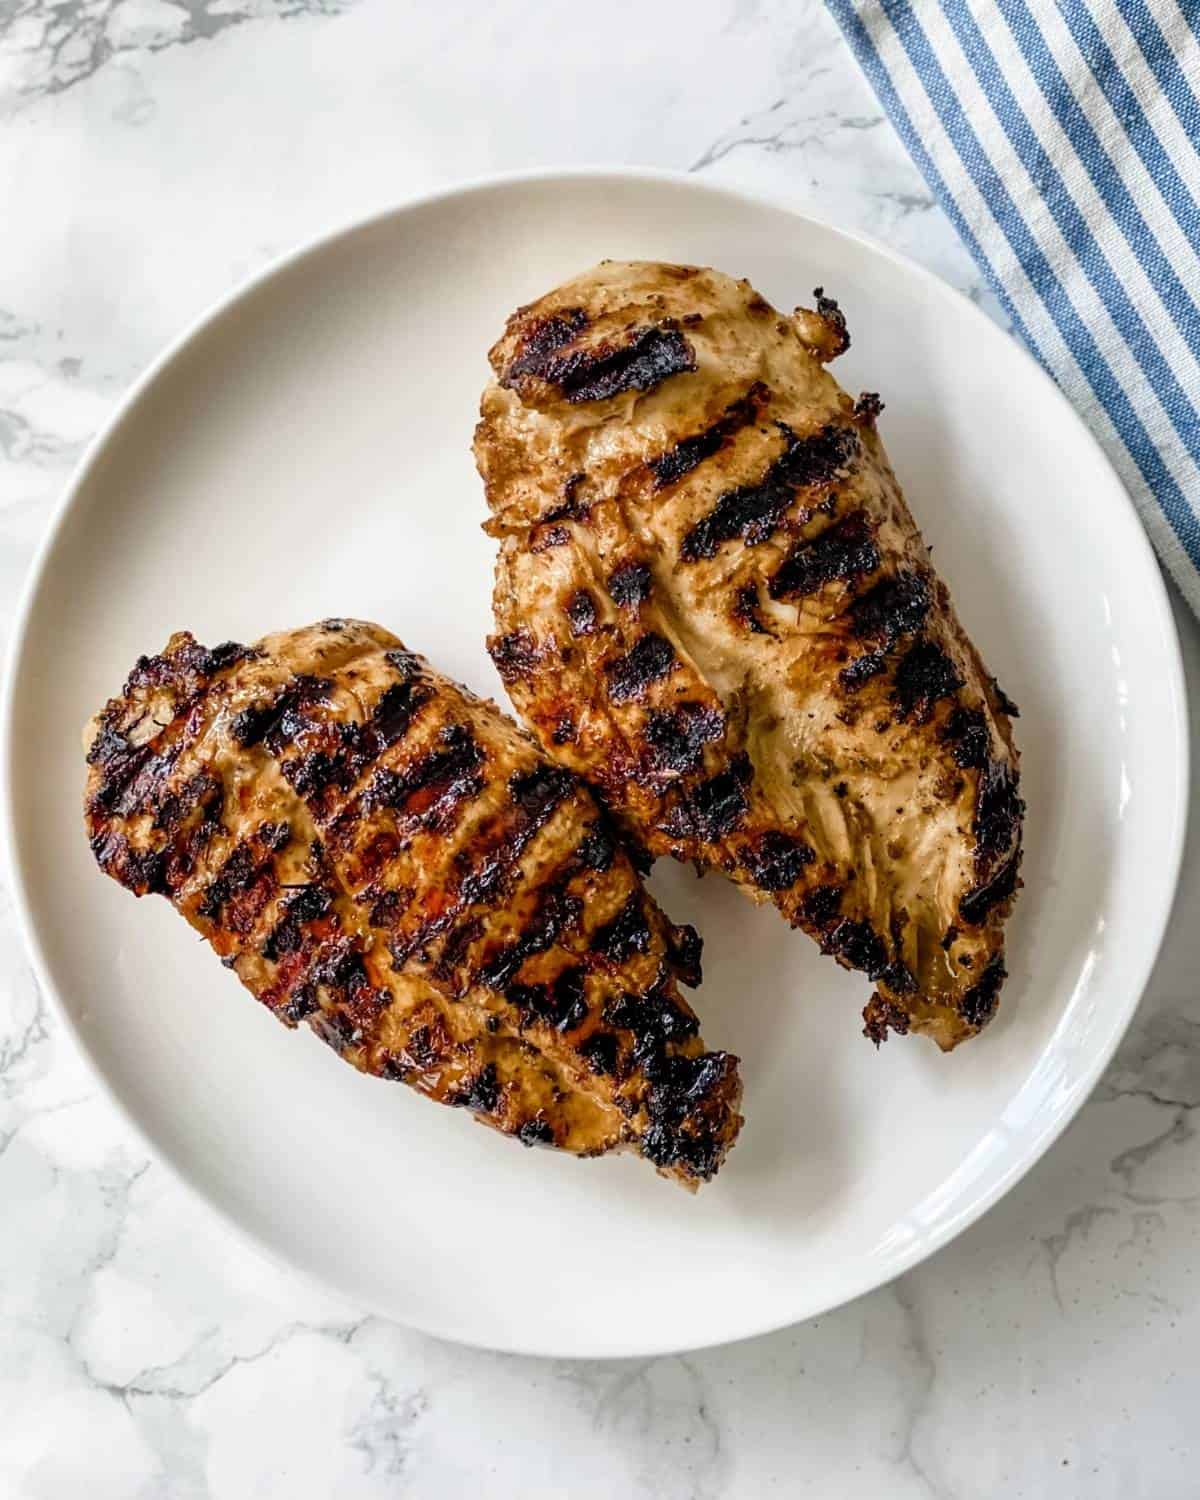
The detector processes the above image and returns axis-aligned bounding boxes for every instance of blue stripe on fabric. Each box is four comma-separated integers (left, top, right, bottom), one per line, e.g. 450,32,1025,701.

994,0,1200,355
1112,0,1200,154
823,0,1045,366
939,0,1200,477
1056,0,1200,256
874,0,1200,569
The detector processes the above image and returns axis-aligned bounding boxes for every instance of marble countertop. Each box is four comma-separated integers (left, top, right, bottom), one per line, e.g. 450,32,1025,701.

2,2,1198,1495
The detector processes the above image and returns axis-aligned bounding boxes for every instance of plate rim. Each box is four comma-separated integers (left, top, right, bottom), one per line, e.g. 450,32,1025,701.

1,164,1189,1359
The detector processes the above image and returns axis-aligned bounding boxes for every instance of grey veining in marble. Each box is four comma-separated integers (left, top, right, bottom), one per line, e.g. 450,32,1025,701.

2,1,1198,1495
2,0,360,107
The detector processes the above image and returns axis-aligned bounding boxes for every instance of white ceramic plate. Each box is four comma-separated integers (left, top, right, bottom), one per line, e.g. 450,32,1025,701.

2,170,1187,1358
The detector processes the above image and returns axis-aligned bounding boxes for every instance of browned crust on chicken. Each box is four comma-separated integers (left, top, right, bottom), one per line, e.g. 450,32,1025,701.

83,620,742,1185
475,261,1022,1051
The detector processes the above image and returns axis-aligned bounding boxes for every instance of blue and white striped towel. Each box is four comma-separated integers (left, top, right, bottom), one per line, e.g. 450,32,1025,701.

826,0,1200,614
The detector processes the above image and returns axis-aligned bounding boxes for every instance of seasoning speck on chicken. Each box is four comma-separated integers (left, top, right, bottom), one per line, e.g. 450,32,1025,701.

83,620,742,1186
475,261,1022,1051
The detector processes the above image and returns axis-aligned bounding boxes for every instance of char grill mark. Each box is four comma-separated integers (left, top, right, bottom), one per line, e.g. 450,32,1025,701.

489,629,542,685
280,978,320,1026
741,831,814,892
261,883,335,961
368,887,407,929
506,317,696,405
665,922,703,987
231,674,332,749
281,727,382,809
198,840,275,923
661,752,752,843
371,678,432,746
544,471,588,523
822,919,889,979
89,830,169,896
592,893,653,964
430,914,484,982
152,771,222,835
732,583,769,634
960,956,1006,1029
509,966,589,1034
881,960,917,995
504,308,589,382
854,391,884,423
361,724,484,832
839,652,887,691
574,822,616,872
384,649,422,678
476,883,584,993
531,523,570,553
402,1019,446,1071
799,882,843,932
87,730,179,820
959,847,1020,926
310,939,385,1015
607,561,652,610
849,570,930,645
604,974,741,1174
579,1031,619,1075
862,994,911,1046
267,937,349,1029
238,674,432,806
309,1009,358,1053
605,633,677,702
517,1118,556,1147
892,640,962,723
974,757,1023,862
387,762,577,966
840,570,932,693
566,589,599,637
606,983,699,1050
168,821,225,892
86,720,136,772
510,763,576,820
123,638,254,694
680,422,859,562
644,702,725,776
609,966,741,1176
769,511,879,601
639,1049,738,1180
942,707,990,770
992,679,1021,717
558,327,694,404
813,287,850,356
647,383,768,488
449,1062,502,1115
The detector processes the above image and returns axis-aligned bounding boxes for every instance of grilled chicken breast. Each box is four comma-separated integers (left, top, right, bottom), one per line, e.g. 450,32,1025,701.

475,261,1023,1051
83,620,742,1186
